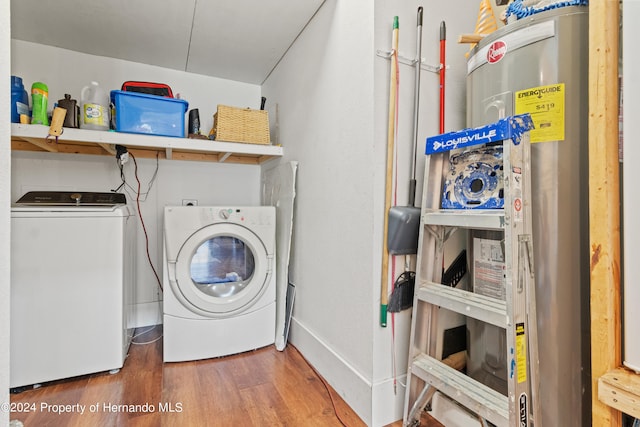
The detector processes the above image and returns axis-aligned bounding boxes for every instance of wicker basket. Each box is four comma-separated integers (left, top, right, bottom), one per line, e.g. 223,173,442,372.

210,104,270,145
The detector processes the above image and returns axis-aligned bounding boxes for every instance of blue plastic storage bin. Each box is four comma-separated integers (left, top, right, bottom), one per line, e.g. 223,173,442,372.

110,90,188,138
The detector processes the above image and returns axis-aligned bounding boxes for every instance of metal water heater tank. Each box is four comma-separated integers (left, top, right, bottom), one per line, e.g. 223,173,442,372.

466,6,589,427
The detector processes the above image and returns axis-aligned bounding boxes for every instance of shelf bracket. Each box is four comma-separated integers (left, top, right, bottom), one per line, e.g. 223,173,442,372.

97,143,116,156
165,147,172,160
219,152,232,163
22,137,58,153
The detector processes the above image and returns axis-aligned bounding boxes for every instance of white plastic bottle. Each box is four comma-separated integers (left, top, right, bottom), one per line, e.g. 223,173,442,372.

80,81,110,131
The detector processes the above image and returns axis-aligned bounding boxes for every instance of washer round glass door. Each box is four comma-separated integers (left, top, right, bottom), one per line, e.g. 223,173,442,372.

173,223,270,317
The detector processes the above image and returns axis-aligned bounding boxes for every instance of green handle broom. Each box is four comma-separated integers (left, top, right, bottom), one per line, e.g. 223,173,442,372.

380,16,399,327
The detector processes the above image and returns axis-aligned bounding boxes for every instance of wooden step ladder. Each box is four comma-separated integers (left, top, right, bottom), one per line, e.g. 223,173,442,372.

402,115,541,427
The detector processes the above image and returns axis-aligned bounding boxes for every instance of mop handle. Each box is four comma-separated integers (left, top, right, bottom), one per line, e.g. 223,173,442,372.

409,7,423,208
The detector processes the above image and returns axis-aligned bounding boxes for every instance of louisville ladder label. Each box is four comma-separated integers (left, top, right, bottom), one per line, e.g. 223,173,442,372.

519,393,529,427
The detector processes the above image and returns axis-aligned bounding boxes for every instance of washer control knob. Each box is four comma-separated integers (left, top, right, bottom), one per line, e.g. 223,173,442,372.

70,193,82,205
219,209,231,219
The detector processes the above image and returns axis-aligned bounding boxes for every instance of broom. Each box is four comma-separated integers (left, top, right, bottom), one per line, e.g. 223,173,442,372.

387,8,423,314
387,269,416,313
380,15,399,327
388,251,468,312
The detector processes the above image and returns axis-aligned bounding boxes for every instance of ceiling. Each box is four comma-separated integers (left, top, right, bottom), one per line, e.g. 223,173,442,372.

10,0,325,85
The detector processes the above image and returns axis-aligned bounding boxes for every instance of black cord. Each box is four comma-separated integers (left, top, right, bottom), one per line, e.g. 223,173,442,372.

130,152,163,293
111,157,126,193
113,151,159,202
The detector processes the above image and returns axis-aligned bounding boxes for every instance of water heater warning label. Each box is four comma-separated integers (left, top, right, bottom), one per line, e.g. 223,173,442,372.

516,322,527,384
515,83,565,143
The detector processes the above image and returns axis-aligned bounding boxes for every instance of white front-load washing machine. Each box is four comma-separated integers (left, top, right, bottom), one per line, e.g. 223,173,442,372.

163,206,276,362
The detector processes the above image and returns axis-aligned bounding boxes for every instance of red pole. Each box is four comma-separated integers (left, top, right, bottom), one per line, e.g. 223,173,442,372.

439,21,446,133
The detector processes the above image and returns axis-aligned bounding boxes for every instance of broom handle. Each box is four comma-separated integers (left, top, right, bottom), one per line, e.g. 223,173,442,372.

381,16,399,327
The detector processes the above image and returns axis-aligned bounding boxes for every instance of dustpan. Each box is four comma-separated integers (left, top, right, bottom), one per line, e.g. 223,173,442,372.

387,7,423,257
387,206,420,255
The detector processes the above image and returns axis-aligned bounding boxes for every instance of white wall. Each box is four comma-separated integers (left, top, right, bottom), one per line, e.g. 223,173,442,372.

263,0,477,425
10,42,264,326
12,40,264,133
262,0,378,422
623,1,640,370
371,3,477,424
1,0,11,425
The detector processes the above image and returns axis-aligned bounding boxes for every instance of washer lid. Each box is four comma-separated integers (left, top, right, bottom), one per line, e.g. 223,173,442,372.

170,222,272,316
15,191,127,206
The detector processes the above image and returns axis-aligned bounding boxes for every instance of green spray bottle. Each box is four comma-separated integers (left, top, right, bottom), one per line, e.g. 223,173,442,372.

31,82,49,125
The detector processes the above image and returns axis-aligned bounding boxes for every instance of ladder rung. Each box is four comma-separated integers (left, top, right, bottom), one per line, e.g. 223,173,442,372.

417,282,507,328
411,353,509,427
422,209,505,230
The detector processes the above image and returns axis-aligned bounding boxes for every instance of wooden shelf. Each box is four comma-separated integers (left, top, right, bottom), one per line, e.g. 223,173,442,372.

11,124,283,165
599,367,640,419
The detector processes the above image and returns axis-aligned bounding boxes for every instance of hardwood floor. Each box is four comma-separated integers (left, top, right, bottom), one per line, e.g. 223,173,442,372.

9,326,442,427
9,326,363,427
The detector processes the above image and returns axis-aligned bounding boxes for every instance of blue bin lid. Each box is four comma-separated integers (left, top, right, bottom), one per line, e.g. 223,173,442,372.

110,90,188,112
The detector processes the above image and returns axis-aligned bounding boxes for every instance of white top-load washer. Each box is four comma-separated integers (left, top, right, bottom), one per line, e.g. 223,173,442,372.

163,206,276,362
10,191,136,389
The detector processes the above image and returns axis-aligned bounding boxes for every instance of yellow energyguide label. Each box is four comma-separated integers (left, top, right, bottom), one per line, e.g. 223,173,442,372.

515,83,565,143
516,322,527,383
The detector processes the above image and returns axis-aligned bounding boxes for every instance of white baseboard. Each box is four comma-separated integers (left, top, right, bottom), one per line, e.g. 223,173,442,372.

131,301,162,328
289,317,403,426
372,374,405,426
